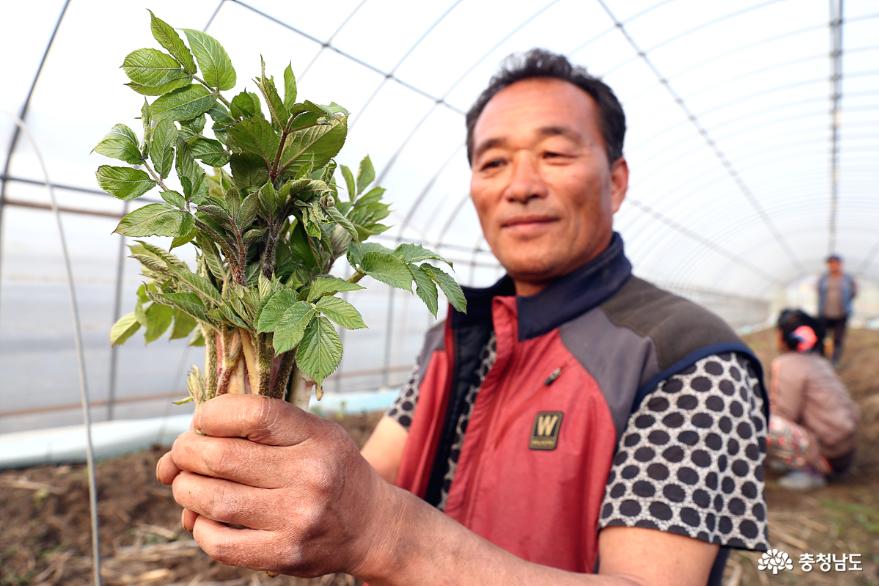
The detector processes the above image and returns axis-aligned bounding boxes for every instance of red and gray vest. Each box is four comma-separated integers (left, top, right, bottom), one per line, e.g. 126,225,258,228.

395,234,768,573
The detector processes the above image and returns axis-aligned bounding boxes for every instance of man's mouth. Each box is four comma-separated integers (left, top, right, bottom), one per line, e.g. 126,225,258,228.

501,215,558,228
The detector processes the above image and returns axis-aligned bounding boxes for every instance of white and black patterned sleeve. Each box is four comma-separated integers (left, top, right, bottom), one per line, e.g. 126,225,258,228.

599,352,769,551
386,362,421,429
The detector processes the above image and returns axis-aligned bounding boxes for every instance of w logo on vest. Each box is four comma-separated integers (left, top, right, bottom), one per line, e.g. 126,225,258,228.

529,411,564,450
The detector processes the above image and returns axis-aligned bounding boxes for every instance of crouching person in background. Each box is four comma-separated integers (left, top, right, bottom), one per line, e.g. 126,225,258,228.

768,309,859,490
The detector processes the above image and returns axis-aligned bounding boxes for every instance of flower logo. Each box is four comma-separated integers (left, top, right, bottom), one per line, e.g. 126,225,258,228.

758,548,794,574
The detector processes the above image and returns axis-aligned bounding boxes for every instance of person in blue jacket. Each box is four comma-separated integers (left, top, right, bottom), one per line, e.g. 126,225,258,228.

816,254,857,365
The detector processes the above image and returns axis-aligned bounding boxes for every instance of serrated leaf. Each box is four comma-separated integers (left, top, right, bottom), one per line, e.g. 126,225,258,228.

278,119,347,177
283,63,297,110
196,234,225,281
181,114,206,134
295,315,342,384
272,302,316,353
96,165,155,200
315,296,366,329
174,269,221,304
395,243,451,265
306,275,365,302
227,116,279,164
170,309,197,339
149,10,196,74
256,56,287,128
170,214,196,249
149,117,176,179
238,191,260,229
356,155,375,195
340,165,356,201
151,84,216,121
325,206,358,239
161,189,186,209
144,302,174,342
161,291,212,323
114,203,186,237
361,252,412,291
190,137,228,166
176,142,207,199
126,77,192,96
230,91,261,119
94,124,142,165
110,312,140,346
256,289,298,332
410,265,439,316
229,153,269,191
122,48,190,88
183,29,236,90
421,265,467,313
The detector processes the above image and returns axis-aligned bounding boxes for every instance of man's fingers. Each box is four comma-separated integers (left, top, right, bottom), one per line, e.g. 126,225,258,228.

156,451,181,485
182,508,198,533
191,516,284,572
170,431,289,488
171,471,280,530
193,394,318,446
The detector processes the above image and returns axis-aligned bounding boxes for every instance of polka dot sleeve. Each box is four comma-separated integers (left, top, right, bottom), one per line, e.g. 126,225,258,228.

598,352,769,551
386,362,421,430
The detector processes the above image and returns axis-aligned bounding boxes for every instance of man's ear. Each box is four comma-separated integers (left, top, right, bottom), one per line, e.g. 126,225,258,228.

609,157,629,213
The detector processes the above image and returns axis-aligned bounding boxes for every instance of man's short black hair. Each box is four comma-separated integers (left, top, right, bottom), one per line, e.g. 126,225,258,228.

465,48,626,165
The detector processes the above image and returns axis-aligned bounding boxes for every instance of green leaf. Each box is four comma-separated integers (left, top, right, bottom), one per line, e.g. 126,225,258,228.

96,165,155,200
196,235,225,281
174,269,221,304
295,315,342,384
170,214,197,249
361,252,412,291
126,78,192,96
278,119,347,177
356,155,375,195
325,206,358,239
169,310,197,340
151,84,216,121
315,296,366,329
410,265,439,316
396,243,451,265
421,265,467,313
176,142,207,199
114,203,186,237
94,124,143,165
256,289,298,332
306,275,365,302
150,117,177,179
122,48,190,88
230,91,262,118
283,63,297,110
257,180,280,216
180,114,206,134
110,312,140,346
190,137,228,166
256,56,288,128
227,116,279,163
144,302,174,342
148,10,196,74
272,302,316,353
340,164,356,201
238,192,260,230
161,189,186,209
160,291,212,323
230,153,269,191
183,29,236,90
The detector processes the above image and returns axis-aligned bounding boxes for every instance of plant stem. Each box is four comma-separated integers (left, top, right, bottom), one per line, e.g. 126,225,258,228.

239,329,261,394
347,270,365,284
256,333,272,395
272,352,296,400
216,328,242,395
203,324,218,397
193,75,232,109
269,128,291,181
142,159,172,193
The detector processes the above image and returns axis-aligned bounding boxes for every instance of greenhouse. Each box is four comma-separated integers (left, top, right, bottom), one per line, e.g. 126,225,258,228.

1,0,877,584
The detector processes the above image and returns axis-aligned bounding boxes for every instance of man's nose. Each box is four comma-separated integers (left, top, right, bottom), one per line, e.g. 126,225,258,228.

504,152,548,203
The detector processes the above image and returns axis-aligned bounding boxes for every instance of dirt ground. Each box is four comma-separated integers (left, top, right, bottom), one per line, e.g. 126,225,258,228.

1,330,878,585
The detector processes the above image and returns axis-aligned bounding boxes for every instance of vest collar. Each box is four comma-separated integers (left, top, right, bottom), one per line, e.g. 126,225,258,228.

450,232,632,340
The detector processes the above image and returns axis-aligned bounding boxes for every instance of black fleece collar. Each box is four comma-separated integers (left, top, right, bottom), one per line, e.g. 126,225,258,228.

450,232,633,340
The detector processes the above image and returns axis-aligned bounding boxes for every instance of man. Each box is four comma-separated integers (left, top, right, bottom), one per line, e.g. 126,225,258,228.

157,50,769,585
817,254,857,364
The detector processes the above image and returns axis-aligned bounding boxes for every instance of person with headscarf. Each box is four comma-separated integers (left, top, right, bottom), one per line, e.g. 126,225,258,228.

768,309,859,490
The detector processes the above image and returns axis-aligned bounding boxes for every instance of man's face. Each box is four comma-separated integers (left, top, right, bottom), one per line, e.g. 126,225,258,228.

828,259,842,275
469,78,628,295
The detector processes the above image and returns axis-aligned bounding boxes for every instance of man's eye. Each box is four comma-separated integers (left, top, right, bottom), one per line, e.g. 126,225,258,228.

543,151,567,159
481,158,505,171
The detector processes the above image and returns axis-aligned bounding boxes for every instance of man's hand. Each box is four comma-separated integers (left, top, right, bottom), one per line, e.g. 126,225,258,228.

155,395,402,578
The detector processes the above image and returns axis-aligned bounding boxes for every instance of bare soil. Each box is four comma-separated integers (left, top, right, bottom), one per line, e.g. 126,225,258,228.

1,331,878,585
